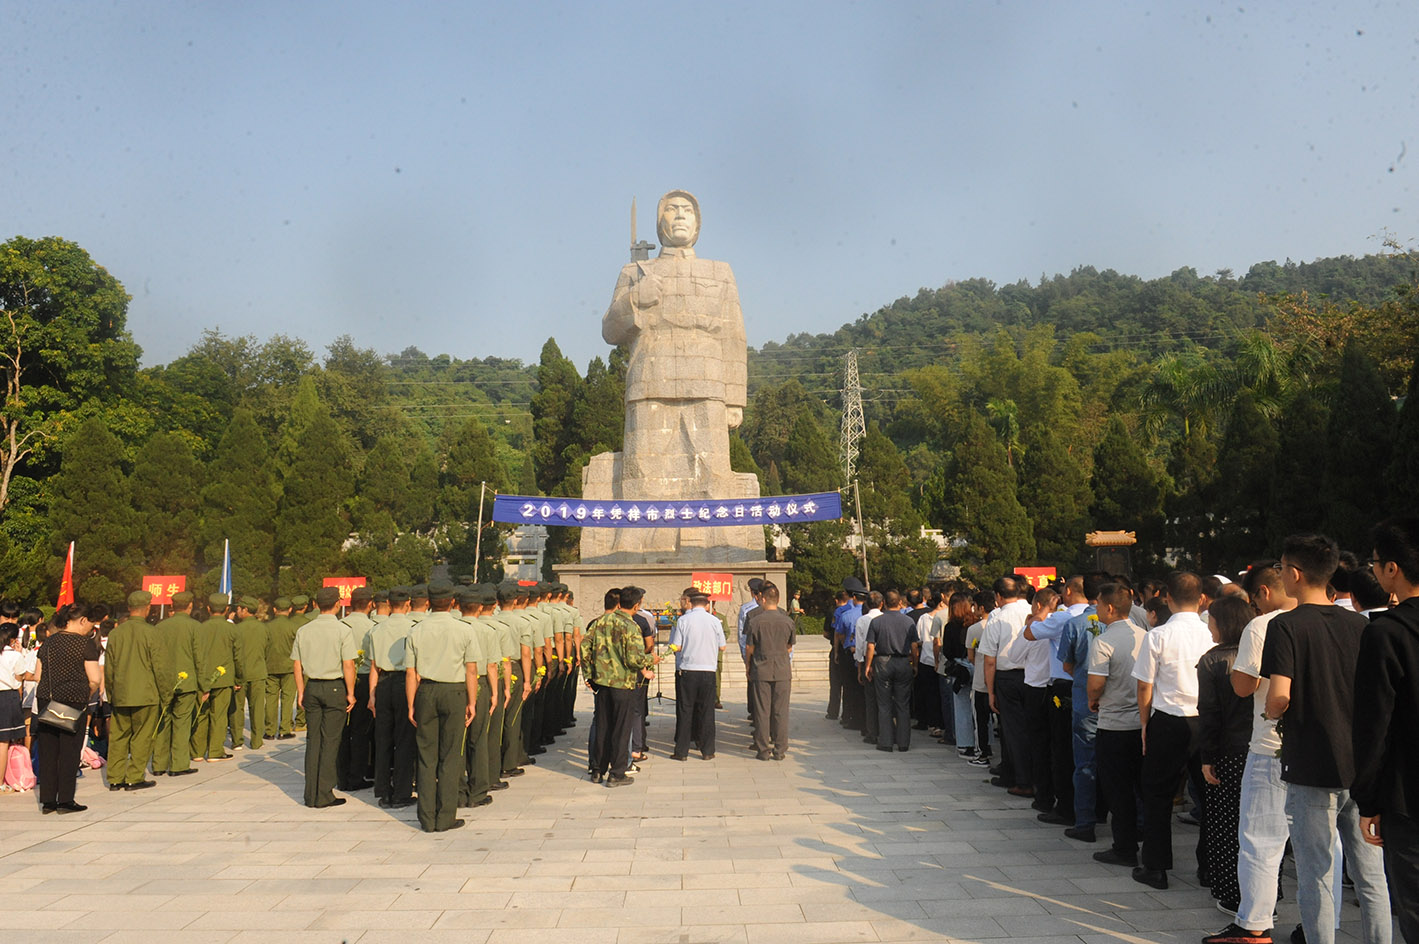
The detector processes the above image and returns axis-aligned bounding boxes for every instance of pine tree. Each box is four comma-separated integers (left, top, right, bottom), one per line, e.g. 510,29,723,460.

272,374,321,482
1323,340,1396,551
276,402,355,595
780,411,840,494
940,412,1035,585
1017,424,1092,571
530,339,581,495
1208,391,1279,570
1089,415,1166,568
1388,349,1419,510
1165,423,1220,571
47,416,142,602
131,431,205,576
1266,390,1329,549
200,408,277,596
439,415,510,581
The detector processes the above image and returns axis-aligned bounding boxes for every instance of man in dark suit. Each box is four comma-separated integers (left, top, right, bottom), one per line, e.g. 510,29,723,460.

745,582,796,761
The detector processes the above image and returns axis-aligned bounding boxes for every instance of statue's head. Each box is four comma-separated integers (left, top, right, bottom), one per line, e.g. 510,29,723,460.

657,190,700,248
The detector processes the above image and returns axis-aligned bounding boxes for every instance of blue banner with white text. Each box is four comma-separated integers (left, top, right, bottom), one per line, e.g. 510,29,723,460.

492,491,843,528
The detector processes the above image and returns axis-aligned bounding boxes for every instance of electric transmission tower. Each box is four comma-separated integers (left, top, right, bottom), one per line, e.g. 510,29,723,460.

839,350,866,483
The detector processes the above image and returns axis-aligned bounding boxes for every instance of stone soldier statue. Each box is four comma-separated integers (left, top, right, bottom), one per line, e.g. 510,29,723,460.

583,190,763,564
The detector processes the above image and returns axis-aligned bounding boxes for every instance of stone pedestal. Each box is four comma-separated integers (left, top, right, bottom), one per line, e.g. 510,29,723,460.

554,560,792,627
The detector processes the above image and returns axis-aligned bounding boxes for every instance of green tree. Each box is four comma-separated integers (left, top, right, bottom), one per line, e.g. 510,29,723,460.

780,411,840,494
1266,390,1329,548
1089,415,1167,565
938,412,1036,585
1322,341,1396,551
46,417,141,602
439,416,509,582
1164,423,1220,571
1018,424,1092,570
1206,392,1279,570
1388,349,1419,510
741,380,825,473
276,405,355,596
0,236,138,514
530,338,580,495
200,408,277,596
131,431,205,576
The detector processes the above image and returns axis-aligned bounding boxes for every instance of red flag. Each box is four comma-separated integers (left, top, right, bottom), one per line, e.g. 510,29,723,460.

57,541,75,607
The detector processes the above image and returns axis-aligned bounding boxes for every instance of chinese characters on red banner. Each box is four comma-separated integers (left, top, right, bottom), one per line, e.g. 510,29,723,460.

141,575,186,605
1013,566,1057,590
690,572,734,601
322,576,367,605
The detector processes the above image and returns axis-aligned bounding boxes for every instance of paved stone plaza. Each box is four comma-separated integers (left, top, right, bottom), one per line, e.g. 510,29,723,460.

0,684,1365,944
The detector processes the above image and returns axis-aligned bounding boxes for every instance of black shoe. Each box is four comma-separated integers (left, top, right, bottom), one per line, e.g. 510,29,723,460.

391,798,416,808
825,713,838,720
897,745,909,752
1132,867,1168,890
715,701,723,709
989,765,1004,776
1199,867,1212,888
169,769,197,777
1093,848,1138,867
126,780,158,791
315,797,348,808
443,819,466,831
474,796,492,807
1290,924,1304,944
989,776,1011,788
1037,810,1072,825
606,774,633,787
502,768,525,777
1064,826,1096,843
772,752,785,761
489,781,510,791
108,783,125,792
670,754,687,761
56,802,87,814
1202,923,1273,944
875,745,893,752
701,753,715,761
756,752,772,760
528,747,546,756
1030,797,1054,813
277,733,296,740
524,757,537,765
344,780,373,791
588,772,603,784
41,804,57,814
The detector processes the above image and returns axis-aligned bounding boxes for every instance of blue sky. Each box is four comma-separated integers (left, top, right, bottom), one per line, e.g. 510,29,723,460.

4,1,1416,369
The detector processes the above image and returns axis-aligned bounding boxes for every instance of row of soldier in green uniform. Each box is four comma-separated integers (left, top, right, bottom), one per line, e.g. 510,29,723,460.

101,579,582,832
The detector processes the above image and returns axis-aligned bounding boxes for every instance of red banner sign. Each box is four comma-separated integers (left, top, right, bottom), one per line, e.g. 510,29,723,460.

691,572,735,601
322,576,367,605
1014,567,1057,590
141,575,186,605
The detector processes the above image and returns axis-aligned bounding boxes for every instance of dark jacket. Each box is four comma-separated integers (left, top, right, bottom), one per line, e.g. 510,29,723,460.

1196,644,1251,764
1352,597,1419,818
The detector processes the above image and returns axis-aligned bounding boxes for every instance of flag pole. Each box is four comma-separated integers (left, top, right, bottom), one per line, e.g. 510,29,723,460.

473,481,487,583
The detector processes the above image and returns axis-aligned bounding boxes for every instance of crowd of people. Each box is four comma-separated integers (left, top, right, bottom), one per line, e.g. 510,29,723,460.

4,517,1418,944
823,517,1419,944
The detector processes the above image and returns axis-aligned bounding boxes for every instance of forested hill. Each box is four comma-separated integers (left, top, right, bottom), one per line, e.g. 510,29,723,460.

747,252,1416,397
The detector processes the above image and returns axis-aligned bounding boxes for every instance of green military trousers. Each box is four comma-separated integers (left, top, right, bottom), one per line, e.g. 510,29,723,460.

414,680,467,832
483,683,507,798
303,678,347,807
501,675,526,775
153,691,196,773
107,704,158,786
192,687,233,759
461,682,492,806
265,673,297,738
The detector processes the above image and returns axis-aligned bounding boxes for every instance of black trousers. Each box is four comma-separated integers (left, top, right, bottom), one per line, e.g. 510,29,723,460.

995,669,1030,788
913,663,942,729
1381,810,1419,944
1024,683,1053,801
825,647,844,720
841,652,864,726
674,670,716,758
1047,679,1075,817
337,673,372,788
34,706,88,805
590,686,636,777
874,656,914,749
861,660,878,740
750,677,791,756
372,674,414,802
1095,727,1144,855
1140,711,1200,871
974,690,994,759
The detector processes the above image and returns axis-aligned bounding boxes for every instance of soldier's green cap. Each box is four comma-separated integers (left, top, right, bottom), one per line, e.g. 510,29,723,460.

388,588,411,604
372,590,389,603
478,588,500,606
410,584,429,600
453,587,478,607
350,587,373,606
291,594,310,607
127,589,153,608
209,592,229,608
427,578,456,600
314,586,342,609
172,590,194,607
273,596,291,610
456,574,476,586
239,595,260,610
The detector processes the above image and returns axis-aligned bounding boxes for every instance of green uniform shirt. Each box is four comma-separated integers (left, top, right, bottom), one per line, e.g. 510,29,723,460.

195,619,239,690
264,615,298,674
505,610,537,651
366,613,414,672
105,616,172,707
484,613,521,662
233,616,269,682
579,610,652,690
459,614,503,672
406,611,482,683
341,611,375,675
155,612,201,694
291,614,357,680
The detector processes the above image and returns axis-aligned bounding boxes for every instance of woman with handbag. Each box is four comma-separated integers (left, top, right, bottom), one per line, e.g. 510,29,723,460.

32,603,102,813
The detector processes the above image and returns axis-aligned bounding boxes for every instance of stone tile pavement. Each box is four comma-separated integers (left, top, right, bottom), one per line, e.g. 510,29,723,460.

0,684,1370,944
